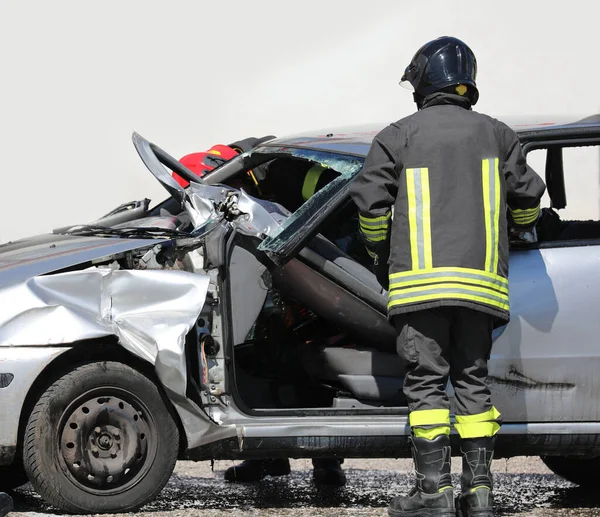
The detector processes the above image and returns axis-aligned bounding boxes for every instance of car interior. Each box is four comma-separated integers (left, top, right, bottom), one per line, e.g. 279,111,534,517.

225,155,407,414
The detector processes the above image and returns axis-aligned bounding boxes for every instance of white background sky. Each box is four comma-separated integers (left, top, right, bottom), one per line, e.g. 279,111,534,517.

0,0,598,241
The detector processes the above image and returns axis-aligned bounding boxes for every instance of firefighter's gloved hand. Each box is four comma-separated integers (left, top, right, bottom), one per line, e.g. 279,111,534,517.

510,226,538,244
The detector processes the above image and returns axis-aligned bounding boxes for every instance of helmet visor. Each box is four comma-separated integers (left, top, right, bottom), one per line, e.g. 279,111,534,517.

399,79,415,92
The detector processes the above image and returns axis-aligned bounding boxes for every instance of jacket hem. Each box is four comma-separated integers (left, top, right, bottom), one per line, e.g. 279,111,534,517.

387,299,509,326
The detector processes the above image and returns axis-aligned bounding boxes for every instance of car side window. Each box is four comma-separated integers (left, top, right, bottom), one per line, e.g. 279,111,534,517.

527,143,600,244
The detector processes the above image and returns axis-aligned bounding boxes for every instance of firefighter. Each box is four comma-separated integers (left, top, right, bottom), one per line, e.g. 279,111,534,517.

350,36,545,517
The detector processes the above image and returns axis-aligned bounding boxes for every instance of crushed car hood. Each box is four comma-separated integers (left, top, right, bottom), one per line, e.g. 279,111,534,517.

0,233,169,287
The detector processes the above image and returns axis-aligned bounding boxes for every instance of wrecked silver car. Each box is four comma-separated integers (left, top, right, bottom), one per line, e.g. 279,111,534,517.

2,118,600,512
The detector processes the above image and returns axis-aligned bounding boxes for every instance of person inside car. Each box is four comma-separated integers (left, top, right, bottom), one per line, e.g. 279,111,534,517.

173,137,347,487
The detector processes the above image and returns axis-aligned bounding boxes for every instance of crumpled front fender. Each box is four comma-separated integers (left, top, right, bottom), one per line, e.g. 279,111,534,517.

0,268,209,398
0,268,232,453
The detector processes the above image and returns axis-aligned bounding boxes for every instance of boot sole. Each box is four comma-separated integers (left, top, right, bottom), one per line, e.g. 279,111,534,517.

457,508,494,517
389,509,455,517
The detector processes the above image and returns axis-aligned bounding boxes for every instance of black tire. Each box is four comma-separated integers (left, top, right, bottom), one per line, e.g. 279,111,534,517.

23,361,179,514
0,462,29,491
541,455,599,487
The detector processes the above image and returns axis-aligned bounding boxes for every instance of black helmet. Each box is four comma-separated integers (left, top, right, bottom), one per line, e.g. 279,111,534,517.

400,36,479,105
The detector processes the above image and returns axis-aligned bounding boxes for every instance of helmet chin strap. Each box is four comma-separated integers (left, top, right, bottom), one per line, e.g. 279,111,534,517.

413,92,425,110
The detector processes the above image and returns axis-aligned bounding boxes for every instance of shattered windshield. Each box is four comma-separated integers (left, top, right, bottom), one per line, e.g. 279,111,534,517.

255,146,364,252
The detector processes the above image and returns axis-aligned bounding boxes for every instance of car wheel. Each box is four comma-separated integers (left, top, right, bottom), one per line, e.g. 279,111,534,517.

541,455,599,487
23,361,179,513
0,462,29,491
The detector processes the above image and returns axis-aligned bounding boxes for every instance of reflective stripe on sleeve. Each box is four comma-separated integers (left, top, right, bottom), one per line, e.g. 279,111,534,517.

301,164,326,201
359,212,391,243
454,406,502,438
510,205,540,225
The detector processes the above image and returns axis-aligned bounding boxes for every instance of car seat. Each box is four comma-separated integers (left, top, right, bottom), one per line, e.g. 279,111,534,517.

272,234,406,405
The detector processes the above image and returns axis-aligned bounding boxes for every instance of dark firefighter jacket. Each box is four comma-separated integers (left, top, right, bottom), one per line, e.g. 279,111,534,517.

350,93,546,323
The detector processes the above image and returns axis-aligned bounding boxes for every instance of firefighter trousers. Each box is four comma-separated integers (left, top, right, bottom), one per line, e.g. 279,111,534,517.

393,307,501,439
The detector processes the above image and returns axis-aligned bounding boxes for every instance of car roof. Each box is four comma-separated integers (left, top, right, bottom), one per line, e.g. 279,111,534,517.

265,114,600,157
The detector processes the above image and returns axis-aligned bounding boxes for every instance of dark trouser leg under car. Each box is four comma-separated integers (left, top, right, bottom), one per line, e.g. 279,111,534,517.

388,307,500,517
224,458,346,486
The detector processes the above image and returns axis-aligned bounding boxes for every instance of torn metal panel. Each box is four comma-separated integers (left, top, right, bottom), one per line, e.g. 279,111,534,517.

0,269,209,400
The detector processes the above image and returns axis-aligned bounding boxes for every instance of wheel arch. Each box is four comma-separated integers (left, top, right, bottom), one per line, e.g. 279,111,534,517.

16,338,188,460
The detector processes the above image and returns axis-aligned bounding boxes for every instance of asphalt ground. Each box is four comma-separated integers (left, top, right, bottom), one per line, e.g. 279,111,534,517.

8,457,600,516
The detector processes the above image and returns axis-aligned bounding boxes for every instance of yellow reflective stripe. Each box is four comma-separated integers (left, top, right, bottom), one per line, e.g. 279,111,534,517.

471,487,491,493
421,168,433,269
406,168,419,269
455,407,501,424
492,159,500,273
359,220,390,230
360,226,389,236
414,426,451,440
482,158,500,274
388,292,509,311
359,212,391,225
389,282,508,298
511,205,540,225
388,284,508,307
301,164,326,201
389,276,508,295
455,421,501,438
362,234,387,242
454,407,501,438
409,408,450,427
482,159,492,272
389,266,508,285
406,167,432,270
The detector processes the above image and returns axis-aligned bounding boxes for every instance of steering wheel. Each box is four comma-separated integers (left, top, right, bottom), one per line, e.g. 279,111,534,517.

131,132,204,203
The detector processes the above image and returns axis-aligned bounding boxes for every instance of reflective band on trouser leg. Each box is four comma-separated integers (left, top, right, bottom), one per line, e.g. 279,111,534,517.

406,168,432,270
410,409,451,439
454,406,502,438
482,158,500,274
510,204,541,226
301,164,326,201
359,211,391,243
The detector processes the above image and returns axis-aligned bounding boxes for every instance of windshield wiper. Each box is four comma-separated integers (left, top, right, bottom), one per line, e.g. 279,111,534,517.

64,225,189,239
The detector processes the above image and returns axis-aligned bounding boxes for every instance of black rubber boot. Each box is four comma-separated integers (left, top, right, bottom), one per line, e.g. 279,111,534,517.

457,437,495,517
0,492,13,517
388,435,455,517
312,458,346,486
224,458,291,482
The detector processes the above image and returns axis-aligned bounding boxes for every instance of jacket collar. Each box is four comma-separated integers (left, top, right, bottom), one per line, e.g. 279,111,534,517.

420,92,472,110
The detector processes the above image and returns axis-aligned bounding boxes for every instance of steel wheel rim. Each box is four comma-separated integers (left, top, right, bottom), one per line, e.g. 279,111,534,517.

57,387,158,495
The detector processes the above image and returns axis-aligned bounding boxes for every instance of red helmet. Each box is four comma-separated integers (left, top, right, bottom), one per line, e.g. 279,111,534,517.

173,144,239,187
